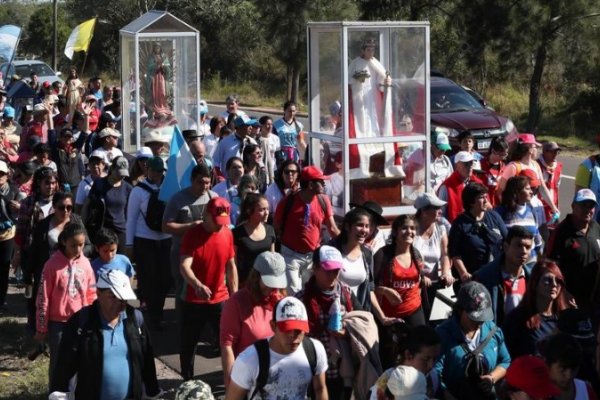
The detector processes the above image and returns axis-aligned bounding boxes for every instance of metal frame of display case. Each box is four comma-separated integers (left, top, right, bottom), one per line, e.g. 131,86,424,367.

306,21,431,218
120,10,200,152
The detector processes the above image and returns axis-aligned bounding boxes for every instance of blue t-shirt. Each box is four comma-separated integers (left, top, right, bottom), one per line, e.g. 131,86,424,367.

92,254,135,280
274,118,303,148
100,312,132,400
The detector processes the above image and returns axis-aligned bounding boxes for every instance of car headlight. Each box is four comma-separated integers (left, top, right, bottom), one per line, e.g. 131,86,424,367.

504,119,516,135
433,125,460,138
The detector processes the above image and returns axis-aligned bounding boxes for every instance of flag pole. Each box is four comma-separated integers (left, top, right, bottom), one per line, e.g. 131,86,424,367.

7,27,22,79
79,17,97,76
81,51,88,76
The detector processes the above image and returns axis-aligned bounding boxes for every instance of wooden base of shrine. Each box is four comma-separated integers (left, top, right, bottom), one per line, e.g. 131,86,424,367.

350,176,403,208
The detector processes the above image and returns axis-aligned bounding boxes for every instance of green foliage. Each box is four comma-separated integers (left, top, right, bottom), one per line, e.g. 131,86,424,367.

20,4,71,64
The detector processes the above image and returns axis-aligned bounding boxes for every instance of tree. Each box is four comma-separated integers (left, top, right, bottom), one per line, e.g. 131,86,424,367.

21,4,71,63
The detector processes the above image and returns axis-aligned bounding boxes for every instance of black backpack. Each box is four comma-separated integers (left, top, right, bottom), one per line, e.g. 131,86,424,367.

137,182,166,232
250,336,317,400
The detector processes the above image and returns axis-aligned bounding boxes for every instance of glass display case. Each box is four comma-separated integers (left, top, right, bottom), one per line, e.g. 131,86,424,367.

120,10,200,152
307,22,430,218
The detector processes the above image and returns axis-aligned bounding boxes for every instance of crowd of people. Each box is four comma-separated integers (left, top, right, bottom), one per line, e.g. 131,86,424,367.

1,72,600,400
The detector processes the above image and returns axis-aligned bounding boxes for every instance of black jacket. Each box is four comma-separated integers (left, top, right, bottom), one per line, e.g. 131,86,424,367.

52,301,160,399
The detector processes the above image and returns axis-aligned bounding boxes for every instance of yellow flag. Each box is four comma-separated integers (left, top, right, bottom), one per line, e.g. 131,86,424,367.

64,18,96,60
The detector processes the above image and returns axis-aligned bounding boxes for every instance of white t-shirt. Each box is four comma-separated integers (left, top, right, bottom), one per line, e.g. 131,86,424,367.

340,255,367,295
230,337,328,400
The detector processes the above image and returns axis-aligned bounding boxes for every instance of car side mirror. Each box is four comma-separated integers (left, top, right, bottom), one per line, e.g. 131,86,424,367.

56,71,62,77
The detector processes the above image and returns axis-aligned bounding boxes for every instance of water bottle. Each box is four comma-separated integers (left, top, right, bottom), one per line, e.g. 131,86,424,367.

328,294,343,332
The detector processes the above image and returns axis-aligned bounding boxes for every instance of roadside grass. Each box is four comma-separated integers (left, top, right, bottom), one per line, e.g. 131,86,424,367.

0,318,48,400
536,134,593,156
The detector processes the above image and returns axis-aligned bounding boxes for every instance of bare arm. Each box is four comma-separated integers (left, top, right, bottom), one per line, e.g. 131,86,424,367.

162,219,202,235
325,216,340,238
312,372,328,400
221,345,235,388
538,181,559,214
440,232,455,286
224,381,248,400
226,258,238,294
452,256,471,281
369,291,396,325
180,256,212,300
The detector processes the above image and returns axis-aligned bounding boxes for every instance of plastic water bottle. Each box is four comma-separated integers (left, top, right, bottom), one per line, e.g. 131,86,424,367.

328,295,343,332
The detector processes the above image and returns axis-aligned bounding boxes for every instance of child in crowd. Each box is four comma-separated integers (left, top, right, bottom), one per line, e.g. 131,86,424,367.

91,227,135,280
33,142,57,172
453,131,483,170
35,222,96,390
541,333,598,400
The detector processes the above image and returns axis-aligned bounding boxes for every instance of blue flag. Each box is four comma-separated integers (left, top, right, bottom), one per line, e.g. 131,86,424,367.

0,25,21,63
159,126,197,202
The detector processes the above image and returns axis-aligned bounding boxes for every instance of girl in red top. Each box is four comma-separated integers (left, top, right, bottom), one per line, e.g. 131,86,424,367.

374,214,427,328
478,137,509,207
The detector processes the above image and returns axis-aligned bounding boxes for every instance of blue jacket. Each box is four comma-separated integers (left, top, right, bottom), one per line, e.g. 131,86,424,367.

474,256,531,325
434,317,511,397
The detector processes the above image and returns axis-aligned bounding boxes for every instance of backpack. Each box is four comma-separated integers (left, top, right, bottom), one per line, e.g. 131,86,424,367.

250,336,317,400
137,182,166,232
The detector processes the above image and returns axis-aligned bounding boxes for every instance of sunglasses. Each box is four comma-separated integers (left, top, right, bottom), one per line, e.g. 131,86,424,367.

542,276,563,287
284,169,298,175
56,204,73,212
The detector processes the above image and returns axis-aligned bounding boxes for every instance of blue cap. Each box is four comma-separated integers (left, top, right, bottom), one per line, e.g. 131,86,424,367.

199,100,208,115
2,106,14,119
234,115,259,128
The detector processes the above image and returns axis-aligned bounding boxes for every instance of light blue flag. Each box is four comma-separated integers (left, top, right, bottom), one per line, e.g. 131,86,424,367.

159,126,197,202
0,25,21,63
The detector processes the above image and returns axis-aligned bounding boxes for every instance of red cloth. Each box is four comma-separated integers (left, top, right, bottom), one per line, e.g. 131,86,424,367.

180,224,234,304
88,108,100,132
219,288,280,356
274,193,333,254
379,258,421,318
439,171,484,223
478,158,505,208
537,159,562,222
301,277,354,339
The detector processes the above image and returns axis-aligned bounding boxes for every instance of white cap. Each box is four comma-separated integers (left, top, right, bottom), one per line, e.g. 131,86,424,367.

0,160,9,174
98,127,121,139
454,151,475,163
253,251,287,289
414,192,446,210
135,146,153,159
275,297,309,333
319,245,344,271
387,366,428,400
573,188,598,205
435,132,452,151
33,103,48,113
89,149,105,161
96,269,137,301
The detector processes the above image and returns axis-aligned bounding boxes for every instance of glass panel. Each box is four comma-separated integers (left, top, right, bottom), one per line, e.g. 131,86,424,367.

311,30,342,134
389,27,427,136
174,36,198,132
121,35,137,148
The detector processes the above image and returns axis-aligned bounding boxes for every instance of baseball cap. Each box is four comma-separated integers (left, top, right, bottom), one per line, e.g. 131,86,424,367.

2,106,15,119
96,269,137,301
175,379,215,400
199,100,208,115
98,127,122,139
42,81,51,88
519,168,541,188
299,165,329,182
274,297,309,333
33,103,48,113
101,111,117,123
234,115,259,128
454,151,474,163
414,192,446,210
0,160,9,174
543,141,560,152
518,133,541,146
182,129,201,141
348,200,387,226
253,251,287,289
456,281,494,322
135,146,153,159
558,308,595,341
112,156,130,177
386,366,428,400
206,197,231,226
434,131,452,151
319,245,344,271
89,149,106,163
84,94,97,102
147,157,165,172
505,355,561,399
573,188,597,205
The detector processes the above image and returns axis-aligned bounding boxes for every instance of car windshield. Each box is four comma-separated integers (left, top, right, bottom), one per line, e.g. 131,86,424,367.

431,85,483,113
15,63,55,78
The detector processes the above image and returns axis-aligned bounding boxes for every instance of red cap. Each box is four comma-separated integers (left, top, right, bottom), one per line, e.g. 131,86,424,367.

300,165,329,182
519,168,541,188
206,197,231,226
518,133,541,146
42,81,51,88
505,355,561,399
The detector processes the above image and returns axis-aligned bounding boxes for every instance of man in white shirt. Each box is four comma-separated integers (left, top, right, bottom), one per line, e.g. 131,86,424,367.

226,297,328,400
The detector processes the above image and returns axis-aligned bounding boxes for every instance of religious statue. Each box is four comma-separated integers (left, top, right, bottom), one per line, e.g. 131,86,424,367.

145,43,174,125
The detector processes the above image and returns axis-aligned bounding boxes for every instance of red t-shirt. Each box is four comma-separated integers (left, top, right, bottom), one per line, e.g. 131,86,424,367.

180,224,234,304
274,193,333,254
379,258,422,318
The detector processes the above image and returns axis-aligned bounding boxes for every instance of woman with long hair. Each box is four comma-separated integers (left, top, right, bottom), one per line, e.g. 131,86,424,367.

495,175,543,268
220,251,287,387
374,214,427,328
242,143,267,194
264,159,300,214
330,207,391,322
478,136,509,207
230,174,259,226
502,261,571,358
233,193,275,285
496,134,559,218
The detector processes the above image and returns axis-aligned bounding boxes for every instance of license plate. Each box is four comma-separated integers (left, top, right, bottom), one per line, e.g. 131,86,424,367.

477,139,492,150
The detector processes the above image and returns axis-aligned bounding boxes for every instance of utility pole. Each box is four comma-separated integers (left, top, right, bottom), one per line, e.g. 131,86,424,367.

52,0,58,70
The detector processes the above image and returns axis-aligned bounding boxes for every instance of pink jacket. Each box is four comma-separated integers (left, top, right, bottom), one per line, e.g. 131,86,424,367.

36,250,97,333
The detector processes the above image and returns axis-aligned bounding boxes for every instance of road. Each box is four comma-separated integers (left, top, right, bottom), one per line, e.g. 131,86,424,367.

207,103,583,217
